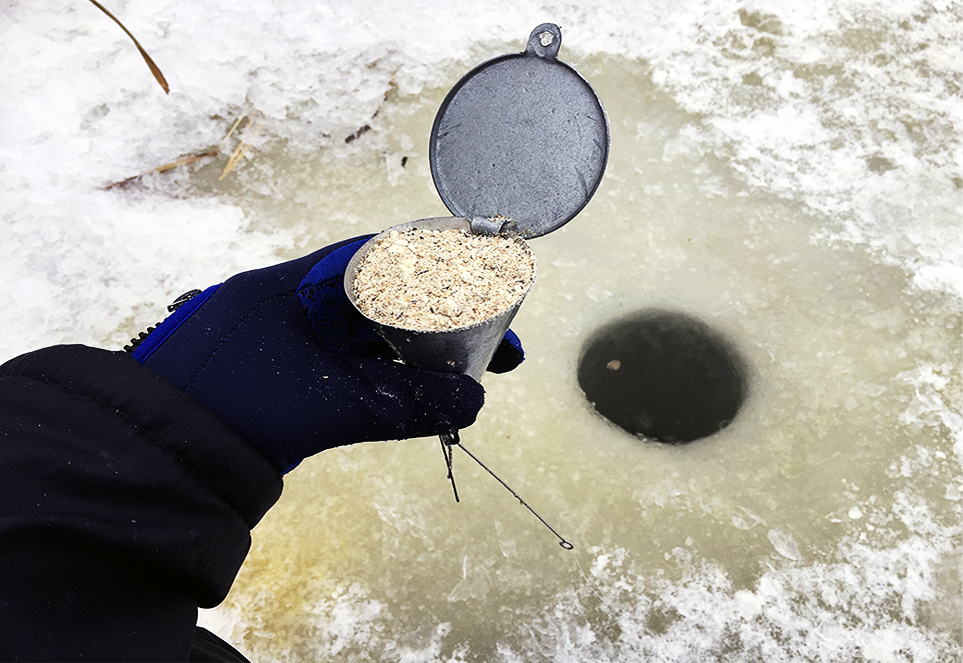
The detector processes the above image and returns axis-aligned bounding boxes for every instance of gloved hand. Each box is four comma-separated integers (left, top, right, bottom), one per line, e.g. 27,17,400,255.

130,236,524,474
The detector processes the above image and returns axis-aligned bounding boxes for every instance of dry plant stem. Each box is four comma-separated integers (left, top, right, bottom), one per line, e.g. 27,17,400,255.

105,151,219,190
87,0,169,94
219,143,249,181
220,116,263,180
221,116,246,144
104,115,249,190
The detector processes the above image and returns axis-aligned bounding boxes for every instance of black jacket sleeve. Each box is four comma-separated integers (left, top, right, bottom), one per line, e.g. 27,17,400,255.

0,345,284,662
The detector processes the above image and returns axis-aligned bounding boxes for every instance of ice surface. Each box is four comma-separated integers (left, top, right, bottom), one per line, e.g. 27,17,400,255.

2,1,960,661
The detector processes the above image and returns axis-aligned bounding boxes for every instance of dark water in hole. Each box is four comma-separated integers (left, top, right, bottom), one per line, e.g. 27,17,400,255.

578,309,748,443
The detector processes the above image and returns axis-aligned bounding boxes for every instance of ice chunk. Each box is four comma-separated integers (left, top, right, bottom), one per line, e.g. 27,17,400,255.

768,529,803,561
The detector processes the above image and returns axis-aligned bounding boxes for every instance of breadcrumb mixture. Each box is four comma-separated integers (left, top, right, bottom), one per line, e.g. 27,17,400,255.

353,228,535,331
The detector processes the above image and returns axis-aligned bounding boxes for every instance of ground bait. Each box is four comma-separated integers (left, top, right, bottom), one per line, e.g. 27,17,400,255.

352,228,536,331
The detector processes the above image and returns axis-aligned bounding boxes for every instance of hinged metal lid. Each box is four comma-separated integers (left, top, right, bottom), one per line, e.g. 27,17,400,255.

429,23,609,238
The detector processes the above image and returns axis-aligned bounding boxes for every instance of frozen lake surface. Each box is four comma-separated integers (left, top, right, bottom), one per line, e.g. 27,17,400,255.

2,1,960,661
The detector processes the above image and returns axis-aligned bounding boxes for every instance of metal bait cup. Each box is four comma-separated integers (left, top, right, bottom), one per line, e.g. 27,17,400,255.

344,23,609,377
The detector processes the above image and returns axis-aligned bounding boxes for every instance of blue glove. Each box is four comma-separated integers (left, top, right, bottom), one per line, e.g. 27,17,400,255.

130,236,523,474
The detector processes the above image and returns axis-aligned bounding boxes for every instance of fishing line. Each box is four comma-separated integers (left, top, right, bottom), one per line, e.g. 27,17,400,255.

439,432,574,550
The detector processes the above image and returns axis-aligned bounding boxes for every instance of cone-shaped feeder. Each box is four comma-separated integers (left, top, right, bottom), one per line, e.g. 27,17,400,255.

344,23,608,381
344,217,535,382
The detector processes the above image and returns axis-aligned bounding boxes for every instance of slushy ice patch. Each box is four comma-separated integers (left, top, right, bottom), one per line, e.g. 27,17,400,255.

578,310,748,442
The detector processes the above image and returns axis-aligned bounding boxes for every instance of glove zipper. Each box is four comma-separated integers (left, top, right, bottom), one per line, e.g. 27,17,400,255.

123,289,202,353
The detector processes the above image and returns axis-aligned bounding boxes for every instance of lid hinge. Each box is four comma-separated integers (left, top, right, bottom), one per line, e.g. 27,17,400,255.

469,215,510,235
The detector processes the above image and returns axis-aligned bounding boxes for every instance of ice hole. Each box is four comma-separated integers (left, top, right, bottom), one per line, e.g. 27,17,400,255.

578,309,748,443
